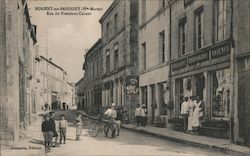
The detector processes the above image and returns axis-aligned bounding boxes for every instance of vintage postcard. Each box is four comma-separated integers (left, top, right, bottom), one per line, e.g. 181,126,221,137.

0,0,250,156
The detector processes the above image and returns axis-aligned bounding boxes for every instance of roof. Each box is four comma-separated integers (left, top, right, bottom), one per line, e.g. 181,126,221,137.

75,77,85,86
40,56,67,75
99,0,119,23
85,39,102,58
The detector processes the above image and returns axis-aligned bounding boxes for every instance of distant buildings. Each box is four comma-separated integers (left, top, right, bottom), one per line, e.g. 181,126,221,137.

99,0,139,120
37,56,75,110
82,39,103,114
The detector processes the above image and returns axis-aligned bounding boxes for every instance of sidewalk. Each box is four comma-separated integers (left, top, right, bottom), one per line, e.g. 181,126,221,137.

2,113,45,156
122,124,250,156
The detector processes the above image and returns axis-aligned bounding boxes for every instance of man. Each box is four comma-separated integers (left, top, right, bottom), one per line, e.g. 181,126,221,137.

180,95,189,132
134,104,141,126
49,111,59,147
42,114,53,151
104,103,117,138
140,104,147,127
115,107,123,136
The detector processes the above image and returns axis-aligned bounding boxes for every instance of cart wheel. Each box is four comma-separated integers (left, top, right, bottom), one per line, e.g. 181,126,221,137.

88,121,99,137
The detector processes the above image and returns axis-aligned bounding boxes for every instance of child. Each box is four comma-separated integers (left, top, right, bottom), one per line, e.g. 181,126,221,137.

42,114,52,151
75,113,83,141
59,114,68,144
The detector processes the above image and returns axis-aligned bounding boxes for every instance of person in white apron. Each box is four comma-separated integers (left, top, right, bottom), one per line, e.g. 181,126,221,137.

192,96,204,131
187,96,195,131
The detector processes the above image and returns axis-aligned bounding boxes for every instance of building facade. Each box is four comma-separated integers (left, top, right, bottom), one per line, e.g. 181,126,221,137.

75,77,86,110
0,0,37,145
138,0,171,123
82,39,103,114
100,0,139,121
232,0,250,146
38,56,73,110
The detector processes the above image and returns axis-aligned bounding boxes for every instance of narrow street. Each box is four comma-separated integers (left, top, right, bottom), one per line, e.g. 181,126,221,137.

42,110,233,156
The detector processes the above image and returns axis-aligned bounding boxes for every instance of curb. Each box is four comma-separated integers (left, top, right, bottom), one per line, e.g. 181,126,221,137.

121,125,250,156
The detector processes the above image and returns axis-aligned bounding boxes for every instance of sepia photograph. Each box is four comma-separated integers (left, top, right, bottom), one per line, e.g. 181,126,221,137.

0,0,250,155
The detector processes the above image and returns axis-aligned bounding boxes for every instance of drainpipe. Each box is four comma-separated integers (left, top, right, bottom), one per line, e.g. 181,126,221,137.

229,0,235,143
168,0,172,119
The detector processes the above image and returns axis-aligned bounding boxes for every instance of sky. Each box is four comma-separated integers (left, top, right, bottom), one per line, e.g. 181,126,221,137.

28,0,113,83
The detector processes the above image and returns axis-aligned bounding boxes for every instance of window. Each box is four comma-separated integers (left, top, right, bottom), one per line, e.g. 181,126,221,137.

216,0,227,42
141,0,146,24
141,42,146,70
106,22,110,39
114,43,119,69
160,0,165,9
195,8,204,50
106,50,110,73
179,18,187,56
211,68,230,118
159,30,165,63
114,13,118,33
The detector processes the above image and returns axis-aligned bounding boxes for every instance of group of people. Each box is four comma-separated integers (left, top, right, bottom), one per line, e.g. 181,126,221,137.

42,111,68,151
104,103,123,138
181,95,205,133
135,104,148,127
41,111,84,151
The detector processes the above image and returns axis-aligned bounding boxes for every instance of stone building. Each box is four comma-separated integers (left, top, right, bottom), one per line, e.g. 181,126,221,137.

169,0,233,138
0,0,37,145
82,39,103,114
100,0,139,121
138,0,171,123
38,56,72,110
232,0,250,147
75,77,86,110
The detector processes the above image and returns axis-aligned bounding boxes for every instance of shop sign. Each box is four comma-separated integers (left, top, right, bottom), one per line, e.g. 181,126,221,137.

172,59,187,70
211,42,230,58
126,76,139,95
188,51,209,65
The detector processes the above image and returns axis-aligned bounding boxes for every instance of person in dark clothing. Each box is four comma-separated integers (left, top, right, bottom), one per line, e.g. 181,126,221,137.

42,114,52,151
115,108,123,136
49,111,58,147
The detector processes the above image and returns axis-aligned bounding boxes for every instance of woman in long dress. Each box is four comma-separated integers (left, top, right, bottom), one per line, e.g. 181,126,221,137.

192,96,204,131
187,96,195,131
75,113,83,141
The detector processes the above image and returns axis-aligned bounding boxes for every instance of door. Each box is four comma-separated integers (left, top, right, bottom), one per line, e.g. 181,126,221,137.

238,71,250,146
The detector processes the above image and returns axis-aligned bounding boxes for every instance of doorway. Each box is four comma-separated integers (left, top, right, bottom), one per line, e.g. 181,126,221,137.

238,71,250,146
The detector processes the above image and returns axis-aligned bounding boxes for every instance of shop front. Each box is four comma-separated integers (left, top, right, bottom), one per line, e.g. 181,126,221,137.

170,39,232,139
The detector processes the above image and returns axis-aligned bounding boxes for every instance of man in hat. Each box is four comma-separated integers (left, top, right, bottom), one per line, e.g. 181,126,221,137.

181,95,189,132
42,114,53,151
140,104,148,127
104,103,117,138
49,111,59,147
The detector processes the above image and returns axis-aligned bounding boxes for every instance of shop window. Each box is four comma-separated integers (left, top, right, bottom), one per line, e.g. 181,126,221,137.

159,82,168,115
212,69,230,118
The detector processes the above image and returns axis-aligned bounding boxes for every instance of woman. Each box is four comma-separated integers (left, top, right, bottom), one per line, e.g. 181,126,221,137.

75,113,83,141
192,96,204,131
187,96,195,131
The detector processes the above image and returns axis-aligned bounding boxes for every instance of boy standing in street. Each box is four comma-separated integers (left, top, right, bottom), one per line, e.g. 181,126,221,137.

42,114,52,151
59,114,68,144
